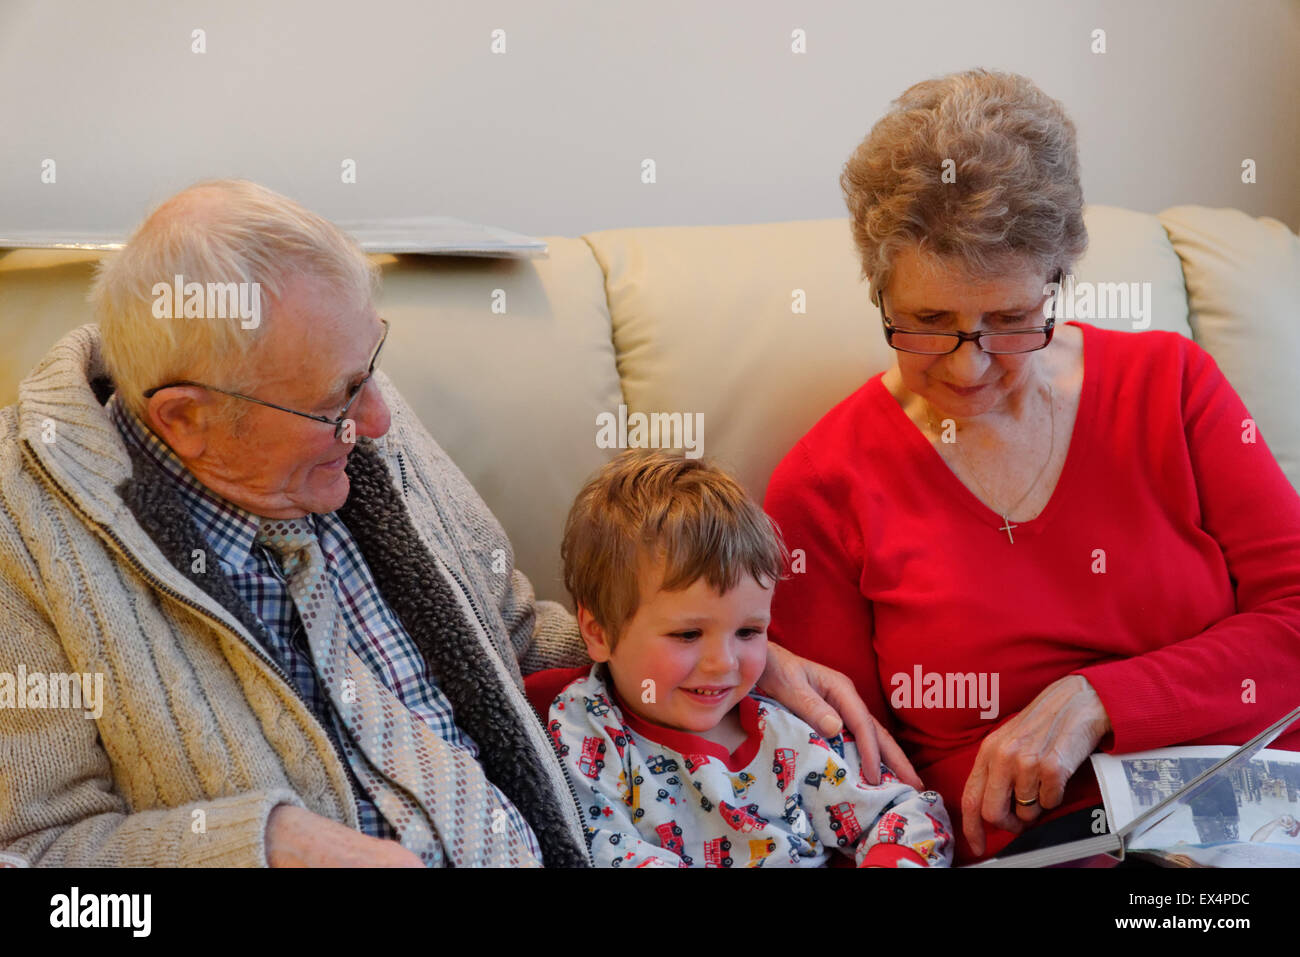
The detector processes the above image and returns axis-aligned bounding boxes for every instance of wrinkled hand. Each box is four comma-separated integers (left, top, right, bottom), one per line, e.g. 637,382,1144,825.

961,675,1111,857
759,642,923,789
265,804,425,867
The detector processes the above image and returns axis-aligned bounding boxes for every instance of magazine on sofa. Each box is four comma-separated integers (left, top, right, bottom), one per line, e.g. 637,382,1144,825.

971,704,1300,868
0,216,548,258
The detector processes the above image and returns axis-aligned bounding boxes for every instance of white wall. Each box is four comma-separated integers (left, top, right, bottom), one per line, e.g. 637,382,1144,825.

0,0,1296,238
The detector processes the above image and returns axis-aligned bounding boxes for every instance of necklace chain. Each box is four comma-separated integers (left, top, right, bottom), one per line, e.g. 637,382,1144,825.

926,382,1056,540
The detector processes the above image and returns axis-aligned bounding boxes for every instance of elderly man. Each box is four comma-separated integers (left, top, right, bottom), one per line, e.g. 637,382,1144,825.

0,180,910,867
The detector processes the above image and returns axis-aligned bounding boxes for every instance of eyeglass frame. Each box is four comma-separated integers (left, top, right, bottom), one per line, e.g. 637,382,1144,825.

876,270,1062,355
141,318,389,440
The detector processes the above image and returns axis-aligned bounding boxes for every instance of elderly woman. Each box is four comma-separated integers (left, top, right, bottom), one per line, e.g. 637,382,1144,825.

764,69,1300,865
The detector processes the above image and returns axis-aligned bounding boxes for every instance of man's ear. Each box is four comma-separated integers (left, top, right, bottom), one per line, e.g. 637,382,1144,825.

576,605,614,663
144,386,215,460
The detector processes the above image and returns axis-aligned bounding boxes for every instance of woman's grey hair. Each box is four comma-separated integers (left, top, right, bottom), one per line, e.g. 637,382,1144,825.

841,69,1088,305
92,178,380,426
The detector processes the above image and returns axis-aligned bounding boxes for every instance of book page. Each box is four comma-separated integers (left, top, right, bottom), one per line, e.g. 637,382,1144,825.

1091,746,1300,858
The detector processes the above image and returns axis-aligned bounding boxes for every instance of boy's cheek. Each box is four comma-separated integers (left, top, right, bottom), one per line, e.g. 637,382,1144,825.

617,654,676,707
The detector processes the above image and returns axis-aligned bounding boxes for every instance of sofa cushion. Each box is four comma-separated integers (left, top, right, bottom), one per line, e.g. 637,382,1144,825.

1070,205,1193,338
373,241,623,603
0,249,106,409
1158,206,1300,489
584,218,885,514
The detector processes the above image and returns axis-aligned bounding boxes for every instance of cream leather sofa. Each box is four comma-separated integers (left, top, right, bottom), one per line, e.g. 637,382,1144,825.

2,205,1297,605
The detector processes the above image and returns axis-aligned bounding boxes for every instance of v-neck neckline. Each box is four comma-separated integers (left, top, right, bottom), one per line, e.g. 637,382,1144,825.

870,321,1100,542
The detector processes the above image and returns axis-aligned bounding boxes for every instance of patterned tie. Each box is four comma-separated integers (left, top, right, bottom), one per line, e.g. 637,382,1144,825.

256,518,540,867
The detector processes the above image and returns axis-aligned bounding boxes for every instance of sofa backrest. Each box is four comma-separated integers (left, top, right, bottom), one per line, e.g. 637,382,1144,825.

2,205,1295,605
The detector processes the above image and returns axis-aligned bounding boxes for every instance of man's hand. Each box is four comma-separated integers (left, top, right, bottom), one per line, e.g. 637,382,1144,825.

759,642,923,789
960,674,1111,857
265,805,425,867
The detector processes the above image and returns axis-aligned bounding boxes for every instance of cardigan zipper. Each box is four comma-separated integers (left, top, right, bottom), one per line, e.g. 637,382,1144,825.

428,493,494,640
424,482,594,862
395,448,411,498
22,443,366,823
392,444,592,859
390,447,487,638
546,723,597,860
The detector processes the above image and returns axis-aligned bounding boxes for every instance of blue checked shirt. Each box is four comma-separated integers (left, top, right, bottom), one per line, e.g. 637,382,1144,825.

109,395,541,857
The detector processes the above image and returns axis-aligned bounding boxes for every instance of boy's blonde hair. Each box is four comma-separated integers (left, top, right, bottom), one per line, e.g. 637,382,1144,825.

562,449,788,647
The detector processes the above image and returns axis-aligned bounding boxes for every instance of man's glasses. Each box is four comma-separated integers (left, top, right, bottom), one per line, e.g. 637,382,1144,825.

878,271,1060,355
142,318,389,440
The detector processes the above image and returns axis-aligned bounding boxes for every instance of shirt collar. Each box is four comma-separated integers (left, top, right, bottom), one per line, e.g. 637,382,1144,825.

106,392,265,571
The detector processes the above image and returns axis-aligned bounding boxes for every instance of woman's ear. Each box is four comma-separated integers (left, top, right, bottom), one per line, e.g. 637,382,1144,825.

576,605,613,663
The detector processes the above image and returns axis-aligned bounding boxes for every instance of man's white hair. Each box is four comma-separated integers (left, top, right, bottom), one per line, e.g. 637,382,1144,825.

92,179,380,425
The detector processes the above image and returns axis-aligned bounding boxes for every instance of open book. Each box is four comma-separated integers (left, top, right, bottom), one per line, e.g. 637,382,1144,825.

971,704,1300,867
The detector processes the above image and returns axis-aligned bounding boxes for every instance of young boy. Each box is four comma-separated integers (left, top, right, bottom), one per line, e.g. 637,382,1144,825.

525,449,953,868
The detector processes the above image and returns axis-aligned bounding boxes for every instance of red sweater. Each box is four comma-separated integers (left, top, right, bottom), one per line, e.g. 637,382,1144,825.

764,321,1300,864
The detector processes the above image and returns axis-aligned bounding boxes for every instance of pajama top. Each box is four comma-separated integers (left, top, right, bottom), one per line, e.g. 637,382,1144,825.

546,666,955,868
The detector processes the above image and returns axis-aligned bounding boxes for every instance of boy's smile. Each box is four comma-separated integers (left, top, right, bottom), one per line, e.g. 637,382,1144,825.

577,556,772,749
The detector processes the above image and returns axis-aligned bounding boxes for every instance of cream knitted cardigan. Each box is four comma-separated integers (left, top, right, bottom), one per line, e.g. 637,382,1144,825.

0,325,592,866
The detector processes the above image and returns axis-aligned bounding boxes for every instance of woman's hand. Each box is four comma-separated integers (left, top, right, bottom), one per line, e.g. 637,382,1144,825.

961,674,1111,857
759,642,923,789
